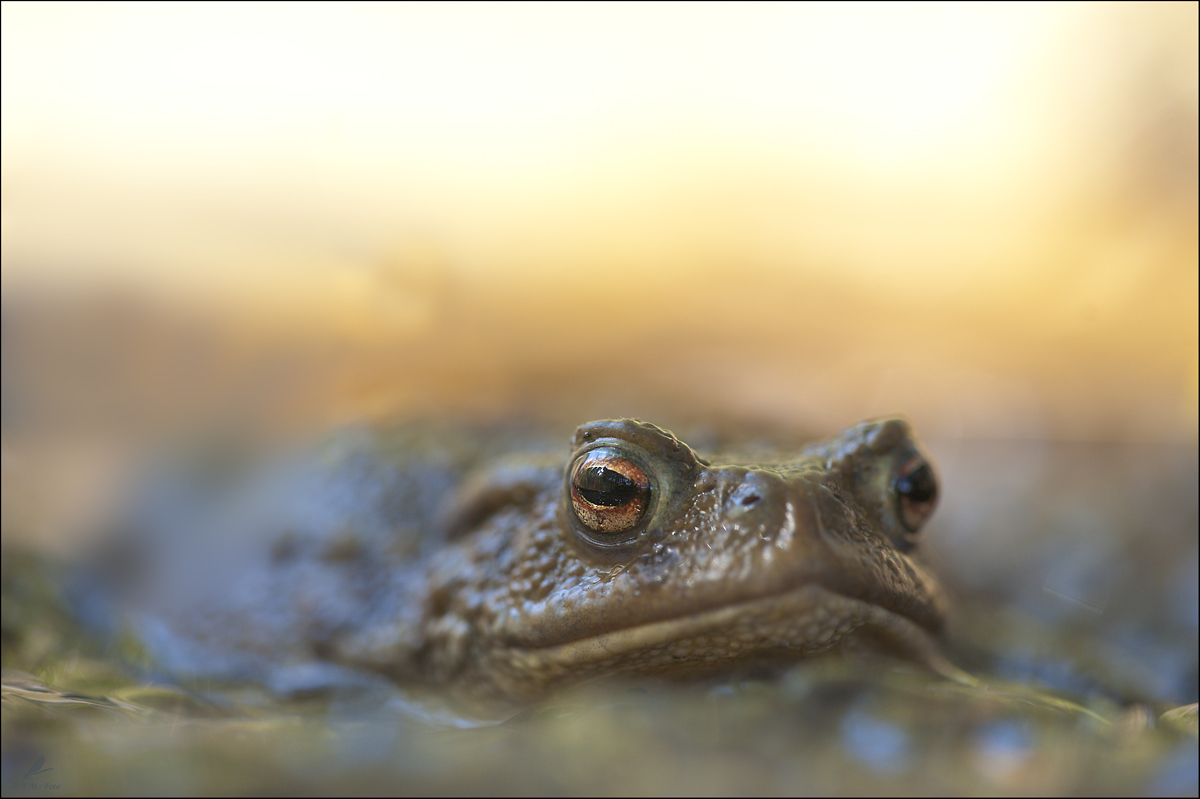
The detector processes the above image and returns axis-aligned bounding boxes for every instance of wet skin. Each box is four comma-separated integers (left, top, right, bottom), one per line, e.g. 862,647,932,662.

109,418,948,713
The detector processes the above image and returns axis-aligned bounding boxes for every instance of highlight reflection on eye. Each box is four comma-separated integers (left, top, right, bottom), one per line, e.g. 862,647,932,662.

569,448,651,537
893,454,937,533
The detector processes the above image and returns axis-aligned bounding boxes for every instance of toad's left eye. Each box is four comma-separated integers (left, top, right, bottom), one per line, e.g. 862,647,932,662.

894,454,938,533
569,448,651,538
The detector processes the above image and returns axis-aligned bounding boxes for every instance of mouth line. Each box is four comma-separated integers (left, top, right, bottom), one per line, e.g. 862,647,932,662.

517,581,939,667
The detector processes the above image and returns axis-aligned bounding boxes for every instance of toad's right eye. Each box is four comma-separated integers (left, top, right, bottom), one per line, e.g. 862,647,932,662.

569,448,651,538
893,453,938,534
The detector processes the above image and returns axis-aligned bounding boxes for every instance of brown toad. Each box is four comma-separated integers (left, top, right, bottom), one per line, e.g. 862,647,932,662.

103,417,947,714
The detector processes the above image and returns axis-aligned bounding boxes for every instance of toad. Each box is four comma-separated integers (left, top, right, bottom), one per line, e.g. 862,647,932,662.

104,417,948,714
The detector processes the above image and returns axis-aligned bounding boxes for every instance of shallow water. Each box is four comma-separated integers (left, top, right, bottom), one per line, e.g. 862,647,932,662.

2,660,1195,795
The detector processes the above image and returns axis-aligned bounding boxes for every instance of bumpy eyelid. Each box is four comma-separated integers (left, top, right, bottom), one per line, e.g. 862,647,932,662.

572,420,701,475
563,421,705,561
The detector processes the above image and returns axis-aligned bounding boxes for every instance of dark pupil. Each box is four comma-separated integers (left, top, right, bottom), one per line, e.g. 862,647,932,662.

896,463,936,504
576,466,640,506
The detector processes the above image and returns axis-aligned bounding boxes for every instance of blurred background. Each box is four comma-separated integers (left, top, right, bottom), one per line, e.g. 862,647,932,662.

1,1,1197,538
3,1,1195,435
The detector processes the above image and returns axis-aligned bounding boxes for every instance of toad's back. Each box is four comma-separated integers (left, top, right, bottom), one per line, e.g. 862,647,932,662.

103,417,947,712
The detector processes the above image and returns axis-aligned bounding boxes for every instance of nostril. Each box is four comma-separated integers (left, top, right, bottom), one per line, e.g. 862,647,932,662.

720,468,778,514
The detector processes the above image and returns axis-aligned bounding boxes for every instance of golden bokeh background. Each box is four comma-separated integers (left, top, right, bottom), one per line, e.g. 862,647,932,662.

2,1,1196,444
